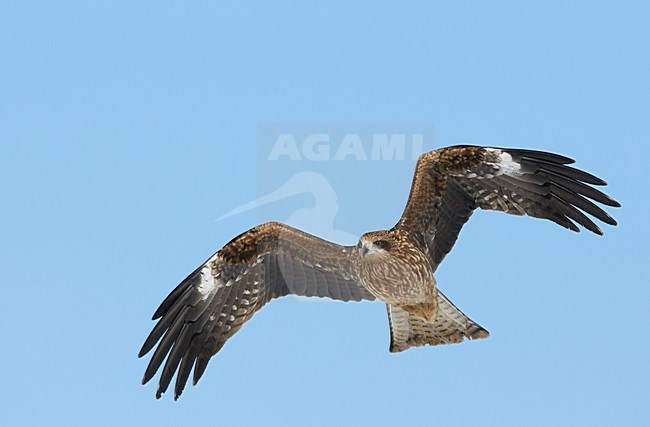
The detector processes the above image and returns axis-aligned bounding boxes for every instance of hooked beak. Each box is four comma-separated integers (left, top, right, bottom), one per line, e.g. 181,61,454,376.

361,246,369,256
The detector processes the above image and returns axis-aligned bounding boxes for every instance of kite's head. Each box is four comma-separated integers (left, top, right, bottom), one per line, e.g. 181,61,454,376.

358,230,393,258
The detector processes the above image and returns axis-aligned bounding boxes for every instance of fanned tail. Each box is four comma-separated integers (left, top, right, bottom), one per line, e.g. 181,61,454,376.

387,291,489,353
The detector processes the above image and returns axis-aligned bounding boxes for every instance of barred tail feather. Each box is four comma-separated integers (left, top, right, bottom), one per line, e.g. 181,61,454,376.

387,291,489,353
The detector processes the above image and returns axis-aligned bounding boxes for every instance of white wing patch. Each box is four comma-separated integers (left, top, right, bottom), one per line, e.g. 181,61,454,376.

491,149,522,176
197,264,217,299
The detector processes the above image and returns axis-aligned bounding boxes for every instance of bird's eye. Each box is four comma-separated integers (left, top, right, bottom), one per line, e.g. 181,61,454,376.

373,240,391,251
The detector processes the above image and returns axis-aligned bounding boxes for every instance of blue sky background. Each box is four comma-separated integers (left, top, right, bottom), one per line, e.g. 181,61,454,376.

1,1,648,426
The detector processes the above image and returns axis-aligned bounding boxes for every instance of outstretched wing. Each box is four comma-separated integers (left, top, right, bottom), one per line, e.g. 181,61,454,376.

398,145,620,270
139,221,373,399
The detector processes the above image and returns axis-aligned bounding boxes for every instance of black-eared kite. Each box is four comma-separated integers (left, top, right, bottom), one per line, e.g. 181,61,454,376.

139,145,619,399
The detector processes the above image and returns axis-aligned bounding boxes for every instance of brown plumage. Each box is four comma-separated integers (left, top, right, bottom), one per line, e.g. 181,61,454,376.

139,145,619,399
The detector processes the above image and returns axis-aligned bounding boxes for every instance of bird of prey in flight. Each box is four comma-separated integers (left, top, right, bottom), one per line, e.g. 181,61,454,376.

139,145,619,399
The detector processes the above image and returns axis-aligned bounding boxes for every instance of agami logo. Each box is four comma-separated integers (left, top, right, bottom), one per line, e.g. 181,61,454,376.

267,133,425,161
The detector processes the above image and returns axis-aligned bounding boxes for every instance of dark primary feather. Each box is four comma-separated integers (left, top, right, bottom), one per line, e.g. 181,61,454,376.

398,145,620,270
139,222,374,399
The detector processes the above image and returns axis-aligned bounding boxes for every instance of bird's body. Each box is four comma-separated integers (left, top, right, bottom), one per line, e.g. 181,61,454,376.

139,145,619,399
357,229,437,320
